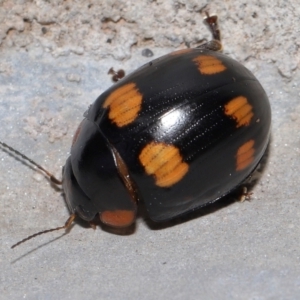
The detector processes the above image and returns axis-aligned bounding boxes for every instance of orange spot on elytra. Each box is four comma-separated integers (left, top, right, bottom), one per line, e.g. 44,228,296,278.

100,210,135,227
103,83,142,127
224,96,254,128
139,142,189,188
236,140,255,171
193,55,226,75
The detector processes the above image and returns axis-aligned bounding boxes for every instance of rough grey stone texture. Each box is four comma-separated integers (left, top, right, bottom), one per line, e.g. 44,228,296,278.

0,0,300,299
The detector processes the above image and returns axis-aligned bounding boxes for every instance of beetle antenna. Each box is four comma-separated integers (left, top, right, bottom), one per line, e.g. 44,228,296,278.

0,141,62,185
11,214,76,249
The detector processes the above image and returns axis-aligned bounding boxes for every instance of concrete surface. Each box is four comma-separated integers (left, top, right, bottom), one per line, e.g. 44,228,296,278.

0,0,300,299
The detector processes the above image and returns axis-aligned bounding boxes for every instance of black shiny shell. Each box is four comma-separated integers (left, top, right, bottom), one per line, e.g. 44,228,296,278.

65,48,271,223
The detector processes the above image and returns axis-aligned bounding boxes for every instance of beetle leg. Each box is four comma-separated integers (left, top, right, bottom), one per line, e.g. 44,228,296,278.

89,221,97,230
204,13,221,42
239,187,253,202
196,40,222,51
196,13,223,51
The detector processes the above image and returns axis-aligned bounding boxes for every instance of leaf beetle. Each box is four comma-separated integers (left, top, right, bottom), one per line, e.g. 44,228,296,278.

4,13,271,248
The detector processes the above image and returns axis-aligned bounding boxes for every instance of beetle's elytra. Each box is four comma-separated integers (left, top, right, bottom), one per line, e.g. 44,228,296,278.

63,14,271,226
5,14,271,247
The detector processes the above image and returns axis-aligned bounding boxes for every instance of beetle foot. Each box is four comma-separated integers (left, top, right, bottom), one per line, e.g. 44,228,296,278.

89,221,97,230
196,40,223,51
239,187,253,202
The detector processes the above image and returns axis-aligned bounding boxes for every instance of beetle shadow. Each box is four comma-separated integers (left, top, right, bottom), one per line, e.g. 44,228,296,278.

142,141,272,231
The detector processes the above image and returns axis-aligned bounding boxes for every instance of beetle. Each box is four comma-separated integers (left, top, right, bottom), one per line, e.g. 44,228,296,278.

4,13,271,248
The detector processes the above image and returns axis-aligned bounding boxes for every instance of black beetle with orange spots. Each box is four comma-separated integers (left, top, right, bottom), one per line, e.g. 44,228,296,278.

2,13,271,248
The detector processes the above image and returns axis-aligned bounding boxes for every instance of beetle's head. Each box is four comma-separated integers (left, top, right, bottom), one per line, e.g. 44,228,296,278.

62,118,139,228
